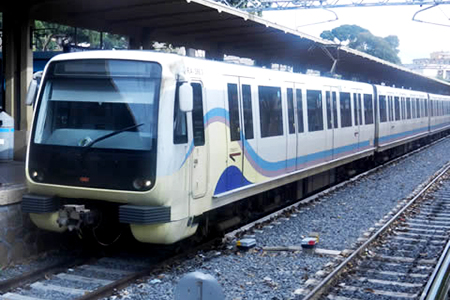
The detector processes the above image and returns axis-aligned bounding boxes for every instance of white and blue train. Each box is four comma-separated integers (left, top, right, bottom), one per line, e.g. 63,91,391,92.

22,50,450,244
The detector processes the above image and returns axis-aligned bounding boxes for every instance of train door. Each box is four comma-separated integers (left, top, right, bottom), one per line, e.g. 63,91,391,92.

225,77,245,191
293,83,306,170
239,77,258,184
285,83,298,173
325,86,338,159
190,82,208,199
352,91,362,151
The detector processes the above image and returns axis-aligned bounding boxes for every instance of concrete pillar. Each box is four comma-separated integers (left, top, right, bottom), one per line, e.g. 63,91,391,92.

3,11,33,160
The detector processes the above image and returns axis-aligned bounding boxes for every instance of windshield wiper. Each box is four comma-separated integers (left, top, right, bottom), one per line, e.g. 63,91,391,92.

82,123,145,149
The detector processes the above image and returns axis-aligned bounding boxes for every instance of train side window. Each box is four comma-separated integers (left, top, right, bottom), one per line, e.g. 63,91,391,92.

388,96,393,121
325,91,337,129
307,90,323,132
411,98,416,119
287,88,295,134
242,84,254,140
340,92,352,127
258,86,283,138
394,96,400,121
353,93,362,126
379,95,387,123
326,91,332,129
430,100,434,117
173,83,188,144
227,83,240,141
416,99,421,118
400,97,405,120
406,97,411,119
364,94,374,124
191,83,205,146
296,89,304,133
424,99,428,117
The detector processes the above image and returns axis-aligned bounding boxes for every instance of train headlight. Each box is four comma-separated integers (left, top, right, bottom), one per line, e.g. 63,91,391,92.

31,170,44,182
133,178,152,191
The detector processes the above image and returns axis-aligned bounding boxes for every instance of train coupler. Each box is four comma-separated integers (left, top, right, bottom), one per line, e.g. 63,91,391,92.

57,204,99,231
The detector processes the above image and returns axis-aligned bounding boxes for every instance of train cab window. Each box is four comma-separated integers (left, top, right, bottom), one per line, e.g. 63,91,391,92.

394,96,400,121
227,83,241,141
406,98,411,119
307,90,324,132
326,91,338,129
258,86,283,138
173,84,188,144
340,92,352,127
379,95,387,123
364,94,374,124
242,84,254,140
296,89,304,133
287,88,295,134
388,96,394,121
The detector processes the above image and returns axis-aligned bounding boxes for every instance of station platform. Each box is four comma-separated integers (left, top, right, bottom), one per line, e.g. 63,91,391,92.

0,160,25,188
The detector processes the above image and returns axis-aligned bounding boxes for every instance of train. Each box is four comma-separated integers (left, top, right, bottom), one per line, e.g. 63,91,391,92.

22,50,450,244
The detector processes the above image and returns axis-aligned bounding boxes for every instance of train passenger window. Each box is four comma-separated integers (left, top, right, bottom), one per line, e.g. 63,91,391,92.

307,90,324,132
287,88,295,134
353,93,363,126
364,94,374,125
424,99,428,117
388,96,394,121
173,83,188,144
242,85,254,140
400,97,405,120
416,99,421,118
296,89,304,133
227,83,241,141
394,96,400,121
192,83,205,146
406,98,411,119
430,100,434,117
326,91,338,129
379,95,387,123
411,98,416,119
340,92,352,127
259,86,283,138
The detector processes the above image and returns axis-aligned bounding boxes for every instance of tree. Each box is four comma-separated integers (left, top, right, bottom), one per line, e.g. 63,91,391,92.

320,25,401,64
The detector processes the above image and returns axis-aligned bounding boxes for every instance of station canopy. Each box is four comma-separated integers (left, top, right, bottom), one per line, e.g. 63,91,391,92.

9,0,450,94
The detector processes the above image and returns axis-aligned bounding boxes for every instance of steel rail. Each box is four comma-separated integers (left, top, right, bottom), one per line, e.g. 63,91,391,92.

0,256,92,294
420,236,450,300
301,161,450,300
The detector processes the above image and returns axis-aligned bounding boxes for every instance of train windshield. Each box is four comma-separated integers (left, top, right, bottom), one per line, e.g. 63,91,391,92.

33,59,161,151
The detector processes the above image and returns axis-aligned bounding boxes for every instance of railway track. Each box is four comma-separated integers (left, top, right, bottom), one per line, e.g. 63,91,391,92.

295,163,450,300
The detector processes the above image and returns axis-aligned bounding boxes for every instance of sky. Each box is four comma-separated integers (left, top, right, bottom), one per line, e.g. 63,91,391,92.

263,5,450,64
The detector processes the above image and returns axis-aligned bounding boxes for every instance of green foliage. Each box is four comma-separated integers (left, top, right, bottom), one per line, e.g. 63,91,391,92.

33,20,128,51
320,25,401,64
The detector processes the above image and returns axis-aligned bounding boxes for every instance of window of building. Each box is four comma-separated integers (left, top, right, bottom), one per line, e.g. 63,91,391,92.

287,88,295,134
340,92,352,127
379,95,387,123
259,86,283,137
296,89,304,133
364,94,374,124
307,90,324,132
242,84,254,140
227,83,240,141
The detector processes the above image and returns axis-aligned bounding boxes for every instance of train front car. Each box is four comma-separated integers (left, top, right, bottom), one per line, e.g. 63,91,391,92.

22,51,197,244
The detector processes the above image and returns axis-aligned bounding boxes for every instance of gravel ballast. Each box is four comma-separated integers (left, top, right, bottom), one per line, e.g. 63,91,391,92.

114,137,450,300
